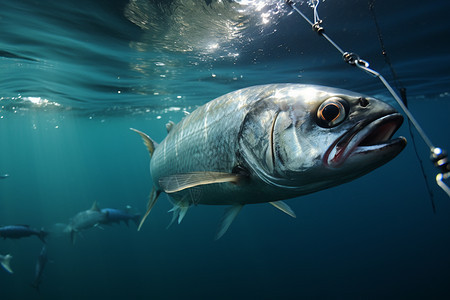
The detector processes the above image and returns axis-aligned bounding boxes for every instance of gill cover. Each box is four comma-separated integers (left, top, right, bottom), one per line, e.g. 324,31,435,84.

238,99,279,180
238,96,311,185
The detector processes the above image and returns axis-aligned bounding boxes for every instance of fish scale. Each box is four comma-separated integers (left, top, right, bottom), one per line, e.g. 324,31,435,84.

155,90,250,178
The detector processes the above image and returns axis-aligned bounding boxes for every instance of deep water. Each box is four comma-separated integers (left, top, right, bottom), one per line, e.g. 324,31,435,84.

1,0,450,299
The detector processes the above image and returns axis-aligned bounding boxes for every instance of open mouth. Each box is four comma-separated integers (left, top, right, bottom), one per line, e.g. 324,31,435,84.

323,113,406,167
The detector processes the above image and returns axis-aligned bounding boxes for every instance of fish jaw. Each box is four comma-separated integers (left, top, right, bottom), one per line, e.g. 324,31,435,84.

323,113,406,169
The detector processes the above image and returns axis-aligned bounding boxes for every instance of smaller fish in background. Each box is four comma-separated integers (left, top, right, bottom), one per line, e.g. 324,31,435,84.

0,173,9,179
31,245,48,292
101,206,141,227
65,201,107,244
0,225,47,243
0,253,13,274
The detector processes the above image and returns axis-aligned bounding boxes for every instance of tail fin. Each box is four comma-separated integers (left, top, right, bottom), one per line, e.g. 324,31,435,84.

38,229,48,243
1,254,13,274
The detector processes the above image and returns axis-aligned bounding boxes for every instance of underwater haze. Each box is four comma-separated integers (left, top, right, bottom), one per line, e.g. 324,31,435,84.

1,0,450,299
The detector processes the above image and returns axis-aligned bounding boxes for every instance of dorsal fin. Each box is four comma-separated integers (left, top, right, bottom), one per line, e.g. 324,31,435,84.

165,121,175,133
90,201,100,212
130,128,158,157
159,172,245,194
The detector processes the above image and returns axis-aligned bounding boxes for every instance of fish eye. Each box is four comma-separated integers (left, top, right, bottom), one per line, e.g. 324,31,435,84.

316,97,349,128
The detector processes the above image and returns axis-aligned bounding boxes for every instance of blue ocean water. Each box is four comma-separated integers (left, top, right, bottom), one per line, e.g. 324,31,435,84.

0,0,449,299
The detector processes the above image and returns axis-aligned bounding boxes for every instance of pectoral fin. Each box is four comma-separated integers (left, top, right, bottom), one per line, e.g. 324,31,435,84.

215,204,243,240
269,201,296,218
137,187,161,231
159,172,244,194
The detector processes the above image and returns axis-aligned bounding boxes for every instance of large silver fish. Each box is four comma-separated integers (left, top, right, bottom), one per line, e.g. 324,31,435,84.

132,84,406,238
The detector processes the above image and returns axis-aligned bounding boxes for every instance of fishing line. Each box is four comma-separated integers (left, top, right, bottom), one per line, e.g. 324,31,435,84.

369,0,436,212
283,0,450,198
368,0,405,105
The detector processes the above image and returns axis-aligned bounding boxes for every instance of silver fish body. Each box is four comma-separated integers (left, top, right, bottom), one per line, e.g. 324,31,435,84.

154,84,404,202
69,210,105,231
133,84,406,237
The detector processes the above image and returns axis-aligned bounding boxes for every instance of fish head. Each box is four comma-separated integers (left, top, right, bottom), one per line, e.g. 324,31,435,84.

238,84,406,192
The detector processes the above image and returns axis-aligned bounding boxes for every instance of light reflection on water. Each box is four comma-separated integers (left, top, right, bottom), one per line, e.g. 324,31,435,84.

125,0,290,58
1,0,448,115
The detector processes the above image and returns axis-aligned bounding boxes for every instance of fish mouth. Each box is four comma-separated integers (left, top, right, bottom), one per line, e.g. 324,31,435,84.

323,113,406,168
